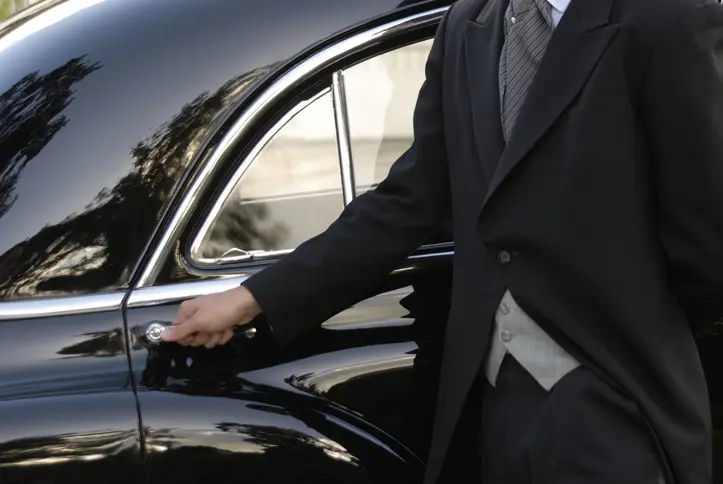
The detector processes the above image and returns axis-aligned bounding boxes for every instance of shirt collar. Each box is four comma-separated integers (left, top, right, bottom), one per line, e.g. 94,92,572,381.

547,0,571,14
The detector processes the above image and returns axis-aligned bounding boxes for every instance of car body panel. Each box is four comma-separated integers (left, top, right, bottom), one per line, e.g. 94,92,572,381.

0,306,145,484
126,253,451,484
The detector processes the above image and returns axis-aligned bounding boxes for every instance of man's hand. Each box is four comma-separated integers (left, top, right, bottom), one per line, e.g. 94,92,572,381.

161,286,261,348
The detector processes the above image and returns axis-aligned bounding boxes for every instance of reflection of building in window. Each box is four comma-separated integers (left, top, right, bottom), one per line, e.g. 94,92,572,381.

345,40,433,192
199,91,343,258
2,0,46,20
240,92,339,199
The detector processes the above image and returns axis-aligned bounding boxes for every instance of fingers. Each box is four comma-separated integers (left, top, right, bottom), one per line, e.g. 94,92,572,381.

165,328,235,348
174,299,198,325
179,335,195,346
161,316,199,342
190,332,210,347
220,328,234,345
162,294,241,347
162,300,201,342
204,331,224,349
198,329,234,348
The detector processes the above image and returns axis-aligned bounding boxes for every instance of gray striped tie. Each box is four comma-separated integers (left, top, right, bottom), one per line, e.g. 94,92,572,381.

498,0,554,141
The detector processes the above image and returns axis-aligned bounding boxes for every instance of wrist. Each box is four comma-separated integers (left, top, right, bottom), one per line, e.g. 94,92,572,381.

232,285,261,318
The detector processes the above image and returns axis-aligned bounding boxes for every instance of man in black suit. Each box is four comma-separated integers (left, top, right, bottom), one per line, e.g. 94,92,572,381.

163,0,723,482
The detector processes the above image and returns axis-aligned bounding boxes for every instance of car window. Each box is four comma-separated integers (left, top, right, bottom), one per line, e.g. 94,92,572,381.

192,88,342,263
344,39,451,244
190,38,450,268
344,39,433,194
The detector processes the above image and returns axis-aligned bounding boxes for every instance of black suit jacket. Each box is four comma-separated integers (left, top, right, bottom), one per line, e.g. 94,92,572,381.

245,0,723,482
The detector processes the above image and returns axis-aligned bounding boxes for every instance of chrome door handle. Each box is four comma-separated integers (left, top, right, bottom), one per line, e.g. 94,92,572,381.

136,321,258,347
138,321,171,346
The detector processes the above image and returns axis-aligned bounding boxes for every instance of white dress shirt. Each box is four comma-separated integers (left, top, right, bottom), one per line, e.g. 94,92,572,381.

547,0,571,27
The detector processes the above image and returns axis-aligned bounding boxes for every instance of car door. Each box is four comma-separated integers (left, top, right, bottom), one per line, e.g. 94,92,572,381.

0,301,145,484
123,7,455,484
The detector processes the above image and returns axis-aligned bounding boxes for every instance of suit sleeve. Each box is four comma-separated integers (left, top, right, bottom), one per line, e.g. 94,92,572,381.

243,13,452,347
643,0,723,331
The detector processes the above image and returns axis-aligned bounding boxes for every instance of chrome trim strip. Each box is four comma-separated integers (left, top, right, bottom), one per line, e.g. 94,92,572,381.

0,292,124,321
136,7,447,288
128,250,453,309
202,248,294,266
241,186,343,204
417,241,455,251
188,88,331,266
332,70,356,205
128,276,249,308
408,249,453,260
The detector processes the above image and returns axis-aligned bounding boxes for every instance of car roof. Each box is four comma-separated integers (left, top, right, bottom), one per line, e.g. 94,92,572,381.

0,0,451,300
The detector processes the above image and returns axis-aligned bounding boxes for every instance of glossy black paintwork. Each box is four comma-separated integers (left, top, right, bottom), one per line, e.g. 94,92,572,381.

0,0,443,300
0,393,143,484
0,309,128,397
126,258,451,484
0,308,145,483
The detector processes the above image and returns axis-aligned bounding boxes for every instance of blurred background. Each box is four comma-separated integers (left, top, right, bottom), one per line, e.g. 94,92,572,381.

1,0,41,20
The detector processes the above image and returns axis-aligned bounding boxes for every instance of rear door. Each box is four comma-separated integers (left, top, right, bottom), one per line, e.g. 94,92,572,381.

125,7,455,484
0,303,144,484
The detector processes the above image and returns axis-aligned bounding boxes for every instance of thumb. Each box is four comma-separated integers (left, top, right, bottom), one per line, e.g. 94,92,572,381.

162,318,199,342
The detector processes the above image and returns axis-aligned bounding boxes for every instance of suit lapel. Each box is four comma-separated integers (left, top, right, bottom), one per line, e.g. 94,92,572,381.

464,0,508,185
480,0,619,212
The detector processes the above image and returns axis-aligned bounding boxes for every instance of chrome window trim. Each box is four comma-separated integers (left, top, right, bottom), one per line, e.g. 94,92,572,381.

0,292,125,321
128,249,453,309
212,248,294,265
188,87,333,266
128,276,250,308
332,70,356,205
135,7,447,288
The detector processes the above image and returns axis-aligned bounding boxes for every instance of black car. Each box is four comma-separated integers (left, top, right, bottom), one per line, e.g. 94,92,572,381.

0,0,720,483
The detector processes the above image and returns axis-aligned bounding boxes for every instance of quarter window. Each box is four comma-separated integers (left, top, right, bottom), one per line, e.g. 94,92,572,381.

344,39,433,194
344,39,450,243
191,37,446,267
192,89,342,263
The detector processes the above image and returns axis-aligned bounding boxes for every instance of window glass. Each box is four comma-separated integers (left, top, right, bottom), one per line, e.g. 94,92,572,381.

344,39,451,244
193,90,343,262
344,39,433,194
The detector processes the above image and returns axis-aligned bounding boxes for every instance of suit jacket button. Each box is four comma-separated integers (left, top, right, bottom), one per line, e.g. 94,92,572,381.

498,250,512,264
